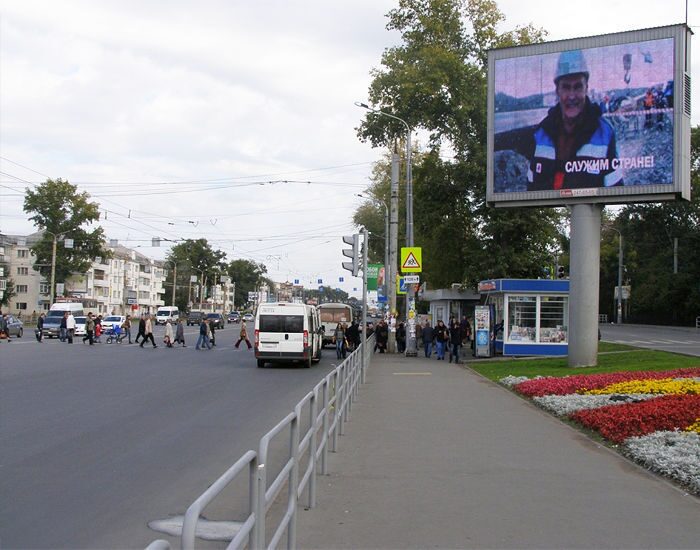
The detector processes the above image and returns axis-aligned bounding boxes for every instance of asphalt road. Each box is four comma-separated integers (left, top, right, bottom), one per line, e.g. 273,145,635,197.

0,324,340,549
600,322,700,356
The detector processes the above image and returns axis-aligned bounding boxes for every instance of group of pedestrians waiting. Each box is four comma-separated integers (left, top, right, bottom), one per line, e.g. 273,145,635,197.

418,315,472,363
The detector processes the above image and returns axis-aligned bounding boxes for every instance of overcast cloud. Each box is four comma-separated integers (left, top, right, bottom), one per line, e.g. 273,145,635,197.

1,0,698,295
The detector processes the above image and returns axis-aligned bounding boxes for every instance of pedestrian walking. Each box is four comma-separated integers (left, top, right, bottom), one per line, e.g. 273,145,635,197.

135,314,146,344
83,314,95,345
174,318,186,347
122,315,132,344
209,320,216,347
396,322,406,353
333,323,347,359
1,313,11,342
449,320,462,364
345,320,359,352
164,319,174,347
422,320,434,358
94,321,102,343
460,315,472,351
36,313,45,342
234,321,252,350
59,312,68,342
374,320,388,353
66,312,75,343
434,320,449,360
195,318,212,350
140,314,157,348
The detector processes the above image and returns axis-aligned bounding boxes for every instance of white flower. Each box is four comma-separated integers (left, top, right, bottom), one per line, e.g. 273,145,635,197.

624,431,700,494
499,375,531,388
532,393,657,416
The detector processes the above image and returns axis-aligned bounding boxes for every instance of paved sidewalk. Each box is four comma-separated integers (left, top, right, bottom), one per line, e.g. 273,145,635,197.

296,353,700,549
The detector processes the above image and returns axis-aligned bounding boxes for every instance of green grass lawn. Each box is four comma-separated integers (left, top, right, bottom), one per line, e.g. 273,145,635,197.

467,342,700,382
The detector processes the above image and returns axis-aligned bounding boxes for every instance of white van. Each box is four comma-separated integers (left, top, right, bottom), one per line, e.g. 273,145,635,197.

254,302,322,368
155,306,180,325
43,302,85,338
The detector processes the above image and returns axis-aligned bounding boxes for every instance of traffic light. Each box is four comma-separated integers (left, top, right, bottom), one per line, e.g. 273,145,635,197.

557,265,566,279
341,234,360,276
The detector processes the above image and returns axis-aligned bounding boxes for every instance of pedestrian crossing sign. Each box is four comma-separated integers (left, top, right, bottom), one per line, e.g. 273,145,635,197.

400,247,422,273
397,275,407,295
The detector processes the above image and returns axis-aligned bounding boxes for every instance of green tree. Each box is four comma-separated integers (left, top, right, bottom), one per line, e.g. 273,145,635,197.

226,259,272,309
23,178,109,294
601,126,700,325
0,268,15,308
356,0,564,290
166,239,228,310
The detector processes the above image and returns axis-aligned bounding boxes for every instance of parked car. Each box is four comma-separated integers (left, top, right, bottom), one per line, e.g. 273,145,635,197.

2,315,24,338
242,313,254,323
74,316,87,337
227,311,241,324
187,311,205,326
206,313,225,330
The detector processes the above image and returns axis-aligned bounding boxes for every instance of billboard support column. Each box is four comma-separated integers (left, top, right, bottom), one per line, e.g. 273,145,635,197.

568,204,602,367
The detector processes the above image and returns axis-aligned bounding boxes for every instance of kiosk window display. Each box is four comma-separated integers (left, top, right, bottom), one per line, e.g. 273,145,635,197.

478,279,569,356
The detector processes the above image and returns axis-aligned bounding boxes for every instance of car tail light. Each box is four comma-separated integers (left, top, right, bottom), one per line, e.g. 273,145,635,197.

254,329,260,347
303,330,309,348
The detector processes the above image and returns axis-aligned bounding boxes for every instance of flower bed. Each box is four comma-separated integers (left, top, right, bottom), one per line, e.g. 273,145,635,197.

514,367,700,397
501,367,700,494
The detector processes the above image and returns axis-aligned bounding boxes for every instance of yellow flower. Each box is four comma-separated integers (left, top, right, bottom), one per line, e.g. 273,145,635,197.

686,420,700,434
583,378,700,396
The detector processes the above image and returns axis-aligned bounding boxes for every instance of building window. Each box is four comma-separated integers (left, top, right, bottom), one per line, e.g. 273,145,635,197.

507,296,537,343
16,302,28,310
17,249,29,258
17,267,29,275
40,283,50,294
539,296,568,343
15,284,28,293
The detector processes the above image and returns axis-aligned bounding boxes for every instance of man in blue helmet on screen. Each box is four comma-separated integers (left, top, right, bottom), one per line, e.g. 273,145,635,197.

528,49,622,191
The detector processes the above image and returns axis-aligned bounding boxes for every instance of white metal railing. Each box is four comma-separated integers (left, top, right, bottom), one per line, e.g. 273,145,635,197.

146,334,375,550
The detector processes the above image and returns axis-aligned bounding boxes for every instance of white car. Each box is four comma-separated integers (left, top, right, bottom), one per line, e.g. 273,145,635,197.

74,316,87,336
101,315,126,332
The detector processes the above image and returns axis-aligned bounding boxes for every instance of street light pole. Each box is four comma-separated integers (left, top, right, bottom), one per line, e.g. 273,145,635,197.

617,232,623,325
355,102,415,356
606,226,624,324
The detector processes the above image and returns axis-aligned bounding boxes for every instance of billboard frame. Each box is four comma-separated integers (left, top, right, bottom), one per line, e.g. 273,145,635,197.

487,24,691,208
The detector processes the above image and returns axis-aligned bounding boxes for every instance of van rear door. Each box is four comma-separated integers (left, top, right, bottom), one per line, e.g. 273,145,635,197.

257,313,305,357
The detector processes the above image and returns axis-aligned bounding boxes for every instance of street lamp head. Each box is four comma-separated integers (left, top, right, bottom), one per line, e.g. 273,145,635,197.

354,101,370,110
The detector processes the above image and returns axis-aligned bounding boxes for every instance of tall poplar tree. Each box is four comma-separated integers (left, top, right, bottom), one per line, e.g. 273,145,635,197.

356,0,565,288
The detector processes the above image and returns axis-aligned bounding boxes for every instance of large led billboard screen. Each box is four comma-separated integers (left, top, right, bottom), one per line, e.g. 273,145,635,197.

487,24,691,207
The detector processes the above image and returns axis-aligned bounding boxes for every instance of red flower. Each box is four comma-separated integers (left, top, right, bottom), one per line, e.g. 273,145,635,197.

570,394,700,443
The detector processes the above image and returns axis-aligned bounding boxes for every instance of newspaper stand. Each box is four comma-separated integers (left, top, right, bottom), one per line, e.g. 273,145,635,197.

478,279,569,357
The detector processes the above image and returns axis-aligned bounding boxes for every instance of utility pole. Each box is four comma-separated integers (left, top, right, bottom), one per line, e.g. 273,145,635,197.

50,233,58,306
171,263,177,306
388,145,399,352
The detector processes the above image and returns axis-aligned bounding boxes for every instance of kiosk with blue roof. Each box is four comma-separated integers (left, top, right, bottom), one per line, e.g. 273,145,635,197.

478,278,569,356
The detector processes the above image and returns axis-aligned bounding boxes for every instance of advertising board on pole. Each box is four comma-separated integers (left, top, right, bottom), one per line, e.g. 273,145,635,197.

474,305,494,358
487,24,691,208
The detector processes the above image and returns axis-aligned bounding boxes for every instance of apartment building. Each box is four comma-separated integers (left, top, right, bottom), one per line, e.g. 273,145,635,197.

0,233,166,316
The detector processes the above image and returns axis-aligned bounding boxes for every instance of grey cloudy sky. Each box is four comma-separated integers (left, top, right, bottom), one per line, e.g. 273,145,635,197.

1,0,698,295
